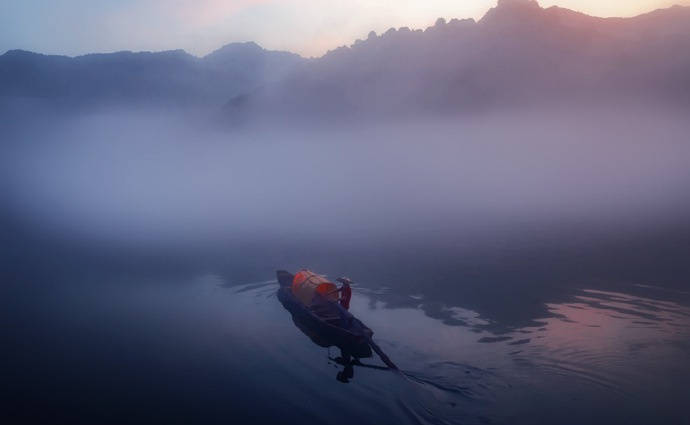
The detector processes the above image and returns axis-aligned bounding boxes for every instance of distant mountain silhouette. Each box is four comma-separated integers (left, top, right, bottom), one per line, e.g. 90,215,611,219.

0,42,305,106
229,0,690,121
1,1,689,115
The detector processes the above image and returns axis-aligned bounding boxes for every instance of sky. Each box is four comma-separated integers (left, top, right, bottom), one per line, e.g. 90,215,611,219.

1,0,688,58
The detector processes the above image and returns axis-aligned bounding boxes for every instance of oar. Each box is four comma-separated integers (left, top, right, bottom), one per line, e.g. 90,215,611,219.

367,338,399,371
328,356,389,371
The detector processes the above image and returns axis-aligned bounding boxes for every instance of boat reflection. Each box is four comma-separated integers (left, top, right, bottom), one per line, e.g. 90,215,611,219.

329,355,388,383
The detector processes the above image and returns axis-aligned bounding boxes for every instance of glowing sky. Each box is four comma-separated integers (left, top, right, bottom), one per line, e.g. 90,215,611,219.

1,0,687,58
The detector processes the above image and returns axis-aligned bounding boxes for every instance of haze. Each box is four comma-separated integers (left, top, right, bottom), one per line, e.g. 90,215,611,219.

2,0,690,270
3,105,690,246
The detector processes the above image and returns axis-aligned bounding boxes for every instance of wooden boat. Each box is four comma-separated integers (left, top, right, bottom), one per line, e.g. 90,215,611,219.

276,270,373,358
276,270,399,371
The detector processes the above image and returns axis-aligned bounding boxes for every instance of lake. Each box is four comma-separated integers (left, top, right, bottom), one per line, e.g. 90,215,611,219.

2,109,690,424
3,257,689,425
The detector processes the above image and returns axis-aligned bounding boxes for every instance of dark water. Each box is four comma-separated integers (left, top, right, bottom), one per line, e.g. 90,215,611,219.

3,263,689,425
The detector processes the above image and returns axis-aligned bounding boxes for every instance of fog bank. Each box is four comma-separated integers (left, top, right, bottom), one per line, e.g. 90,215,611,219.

3,105,689,251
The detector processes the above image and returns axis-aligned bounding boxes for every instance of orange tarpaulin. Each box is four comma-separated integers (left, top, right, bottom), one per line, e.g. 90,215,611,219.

292,270,338,305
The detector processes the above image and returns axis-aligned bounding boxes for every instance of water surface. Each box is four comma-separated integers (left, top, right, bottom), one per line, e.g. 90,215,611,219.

4,272,688,425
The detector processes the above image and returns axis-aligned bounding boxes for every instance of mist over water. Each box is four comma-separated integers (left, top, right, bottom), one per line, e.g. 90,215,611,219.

4,104,690,245
3,102,690,328
3,102,690,425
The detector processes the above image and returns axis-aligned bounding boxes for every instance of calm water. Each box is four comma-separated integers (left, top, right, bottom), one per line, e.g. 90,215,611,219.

3,268,689,425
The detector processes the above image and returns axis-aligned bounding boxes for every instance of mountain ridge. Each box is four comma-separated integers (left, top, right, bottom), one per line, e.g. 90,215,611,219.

1,42,302,61
221,0,690,122
3,1,688,61
1,1,689,112
0,42,306,107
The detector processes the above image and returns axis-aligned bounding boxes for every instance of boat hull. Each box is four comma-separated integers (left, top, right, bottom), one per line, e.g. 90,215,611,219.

276,271,373,358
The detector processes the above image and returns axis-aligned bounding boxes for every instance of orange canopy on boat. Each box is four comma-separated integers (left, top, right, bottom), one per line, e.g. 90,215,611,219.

292,270,338,305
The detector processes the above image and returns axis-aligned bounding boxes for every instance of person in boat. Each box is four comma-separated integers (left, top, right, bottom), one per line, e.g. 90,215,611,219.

334,277,353,310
